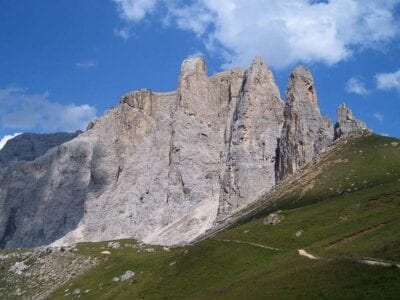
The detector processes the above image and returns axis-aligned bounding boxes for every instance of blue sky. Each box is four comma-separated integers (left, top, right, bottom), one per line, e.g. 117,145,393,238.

0,0,399,146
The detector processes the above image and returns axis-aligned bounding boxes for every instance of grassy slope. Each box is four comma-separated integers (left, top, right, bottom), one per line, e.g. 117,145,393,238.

52,135,400,299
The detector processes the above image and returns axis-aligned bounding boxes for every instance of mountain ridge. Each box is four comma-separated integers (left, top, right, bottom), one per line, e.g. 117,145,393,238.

0,56,370,249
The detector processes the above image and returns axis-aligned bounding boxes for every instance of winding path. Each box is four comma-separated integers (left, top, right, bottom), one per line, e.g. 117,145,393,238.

215,239,281,251
215,238,400,270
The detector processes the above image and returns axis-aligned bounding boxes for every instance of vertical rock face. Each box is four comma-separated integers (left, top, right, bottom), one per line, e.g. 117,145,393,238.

334,103,370,139
219,57,284,215
0,57,369,249
276,66,333,181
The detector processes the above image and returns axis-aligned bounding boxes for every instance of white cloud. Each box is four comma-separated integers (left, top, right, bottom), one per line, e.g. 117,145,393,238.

114,28,131,40
76,60,98,69
112,0,400,69
373,113,384,122
345,77,369,95
375,68,400,92
0,132,22,150
113,0,157,22
0,88,97,133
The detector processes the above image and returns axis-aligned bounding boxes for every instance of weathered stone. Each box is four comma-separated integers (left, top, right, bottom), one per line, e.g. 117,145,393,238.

334,103,370,139
120,270,135,281
0,131,81,163
263,212,284,225
9,261,30,275
218,56,284,216
276,66,334,181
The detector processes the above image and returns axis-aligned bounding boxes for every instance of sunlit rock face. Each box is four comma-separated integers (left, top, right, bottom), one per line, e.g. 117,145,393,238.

334,103,370,139
276,66,334,181
0,57,369,249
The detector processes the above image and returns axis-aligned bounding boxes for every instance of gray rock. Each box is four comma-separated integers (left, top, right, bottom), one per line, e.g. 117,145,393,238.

263,212,284,225
334,103,370,139
295,230,303,237
107,241,120,249
335,103,371,139
218,56,284,216
276,66,334,181
72,289,81,296
9,261,30,275
120,270,135,281
0,131,81,163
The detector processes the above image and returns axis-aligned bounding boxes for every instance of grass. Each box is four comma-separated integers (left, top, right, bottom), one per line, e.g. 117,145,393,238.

47,135,400,299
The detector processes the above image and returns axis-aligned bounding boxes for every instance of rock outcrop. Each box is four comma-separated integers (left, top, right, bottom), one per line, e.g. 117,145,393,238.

334,103,369,139
0,131,82,163
276,66,333,181
0,57,369,249
218,57,284,216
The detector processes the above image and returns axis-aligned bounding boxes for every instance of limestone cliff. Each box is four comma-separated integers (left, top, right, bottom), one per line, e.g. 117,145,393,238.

276,66,334,181
334,103,370,139
0,57,369,249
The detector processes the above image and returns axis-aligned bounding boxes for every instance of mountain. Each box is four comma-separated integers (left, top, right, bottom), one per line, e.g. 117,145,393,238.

0,131,82,163
0,56,369,249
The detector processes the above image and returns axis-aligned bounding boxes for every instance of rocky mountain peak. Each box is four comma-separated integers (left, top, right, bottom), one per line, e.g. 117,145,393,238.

179,56,207,78
334,103,370,139
276,65,333,181
244,56,282,102
287,65,319,113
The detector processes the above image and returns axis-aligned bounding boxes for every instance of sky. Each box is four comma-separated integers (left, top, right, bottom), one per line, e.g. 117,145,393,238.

0,0,399,147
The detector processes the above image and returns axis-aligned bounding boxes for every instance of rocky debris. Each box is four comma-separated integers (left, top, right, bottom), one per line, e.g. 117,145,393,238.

334,103,370,139
0,247,98,299
276,66,334,181
9,261,29,275
0,131,81,163
101,250,112,255
391,142,398,147
120,270,135,281
113,270,135,282
107,241,121,249
144,248,155,253
0,56,369,249
295,230,304,237
263,212,284,225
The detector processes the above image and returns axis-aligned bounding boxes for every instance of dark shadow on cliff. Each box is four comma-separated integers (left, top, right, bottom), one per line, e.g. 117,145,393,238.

0,139,103,249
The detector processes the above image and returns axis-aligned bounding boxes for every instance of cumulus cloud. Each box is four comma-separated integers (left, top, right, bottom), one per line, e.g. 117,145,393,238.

0,132,22,150
113,0,158,22
375,68,400,92
0,88,97,133
112,0,400,69
345,77,369,95
373,113,384,123
76,60,98,69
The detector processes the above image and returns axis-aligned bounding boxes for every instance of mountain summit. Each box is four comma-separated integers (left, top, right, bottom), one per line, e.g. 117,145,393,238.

0,57,369,249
